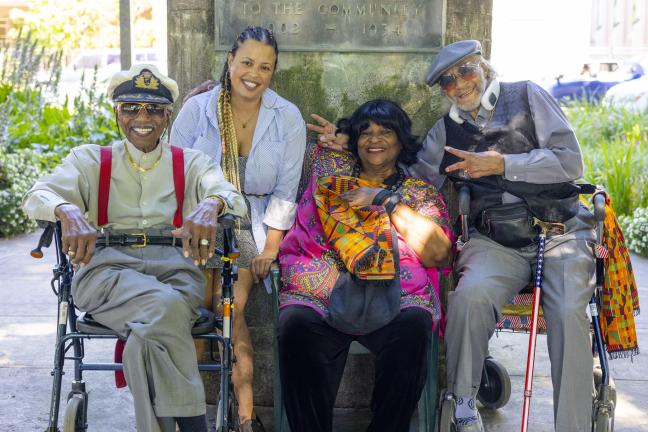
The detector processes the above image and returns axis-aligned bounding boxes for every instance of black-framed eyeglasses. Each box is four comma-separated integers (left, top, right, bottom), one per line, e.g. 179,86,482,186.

117,102,168,118
438,62,482,91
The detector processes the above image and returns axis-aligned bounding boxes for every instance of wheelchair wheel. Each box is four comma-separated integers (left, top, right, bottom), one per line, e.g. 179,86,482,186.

593,366,617,406
438,392,458,432
593,409,614,432
216,389,240,432
477,357,511,409
63,395,85,432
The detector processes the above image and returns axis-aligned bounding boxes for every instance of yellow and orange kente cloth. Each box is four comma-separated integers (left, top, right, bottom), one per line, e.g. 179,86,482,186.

313,175,396,280
598,194,640,358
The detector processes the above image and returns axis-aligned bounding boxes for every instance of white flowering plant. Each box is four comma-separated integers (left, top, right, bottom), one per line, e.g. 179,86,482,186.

0,149,48,236
619,207,648,257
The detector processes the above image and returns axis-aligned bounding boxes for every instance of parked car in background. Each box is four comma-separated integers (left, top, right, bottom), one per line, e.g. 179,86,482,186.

545,60,644,104
602,75,648,112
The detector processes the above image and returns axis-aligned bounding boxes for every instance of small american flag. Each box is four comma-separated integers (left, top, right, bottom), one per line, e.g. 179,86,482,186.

595,243,610,259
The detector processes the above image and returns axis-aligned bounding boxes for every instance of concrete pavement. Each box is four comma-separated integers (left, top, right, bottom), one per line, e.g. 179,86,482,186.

1,231,646,431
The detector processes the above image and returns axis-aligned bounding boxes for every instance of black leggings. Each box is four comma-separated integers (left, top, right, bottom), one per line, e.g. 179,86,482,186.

278,305,432,432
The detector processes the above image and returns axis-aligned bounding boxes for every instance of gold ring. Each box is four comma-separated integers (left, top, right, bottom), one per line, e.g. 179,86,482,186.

199,238,210,247
67,249,76,257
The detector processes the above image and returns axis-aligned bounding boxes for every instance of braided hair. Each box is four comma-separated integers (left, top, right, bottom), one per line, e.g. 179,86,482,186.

217,27,279,191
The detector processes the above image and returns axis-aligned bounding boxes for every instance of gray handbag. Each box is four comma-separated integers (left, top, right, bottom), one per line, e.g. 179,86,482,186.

325,227,401,335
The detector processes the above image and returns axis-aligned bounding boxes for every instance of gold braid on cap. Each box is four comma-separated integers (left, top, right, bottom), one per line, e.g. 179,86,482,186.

216,84,241,192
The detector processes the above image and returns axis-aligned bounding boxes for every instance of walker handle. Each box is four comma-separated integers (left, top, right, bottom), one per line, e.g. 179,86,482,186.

458,184,470,216
31,223,54,259
593,192,606,222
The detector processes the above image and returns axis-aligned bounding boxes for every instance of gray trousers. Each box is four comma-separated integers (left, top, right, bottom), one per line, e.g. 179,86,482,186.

72,244,206,432
445,207,596,431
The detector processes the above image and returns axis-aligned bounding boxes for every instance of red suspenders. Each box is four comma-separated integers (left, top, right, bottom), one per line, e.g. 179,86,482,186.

97,147,112,227
170,145,185,229
98,143,186,388
97,144,185,228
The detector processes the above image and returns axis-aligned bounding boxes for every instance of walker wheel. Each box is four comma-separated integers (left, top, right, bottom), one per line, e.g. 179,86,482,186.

477,357,511,409
63,395,85,432
216,389,240,432
593,408,614,432
438,391,458,432
593,366,617,406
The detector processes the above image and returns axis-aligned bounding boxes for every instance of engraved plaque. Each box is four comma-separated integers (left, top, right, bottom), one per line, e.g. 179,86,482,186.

215,1,444,52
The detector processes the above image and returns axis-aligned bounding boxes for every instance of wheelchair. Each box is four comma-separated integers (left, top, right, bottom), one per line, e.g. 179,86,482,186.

438,185,616,432
32,216,241,432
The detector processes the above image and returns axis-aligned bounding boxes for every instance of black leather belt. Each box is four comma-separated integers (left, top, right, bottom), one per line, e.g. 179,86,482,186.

95,233,230,258
96,233,181,248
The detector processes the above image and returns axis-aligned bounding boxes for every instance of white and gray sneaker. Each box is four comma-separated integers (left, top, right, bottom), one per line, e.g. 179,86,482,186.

456,411,484,432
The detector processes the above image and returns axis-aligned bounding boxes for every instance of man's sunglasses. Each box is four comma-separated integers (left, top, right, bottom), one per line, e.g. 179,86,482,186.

117,102,168,117
438,62,482,91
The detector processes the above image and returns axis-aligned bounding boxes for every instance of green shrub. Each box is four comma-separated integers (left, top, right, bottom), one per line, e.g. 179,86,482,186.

619,207,648,257
566,103,648,217
0,148,50,236
0,75,119,157
0,30,118,236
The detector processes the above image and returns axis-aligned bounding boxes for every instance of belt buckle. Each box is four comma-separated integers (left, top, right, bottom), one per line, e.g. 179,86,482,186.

130,232,148,248
532,218,565,236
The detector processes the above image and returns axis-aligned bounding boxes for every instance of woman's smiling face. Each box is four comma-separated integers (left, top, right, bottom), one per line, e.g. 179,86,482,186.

227,39,277,102
357,121,402,173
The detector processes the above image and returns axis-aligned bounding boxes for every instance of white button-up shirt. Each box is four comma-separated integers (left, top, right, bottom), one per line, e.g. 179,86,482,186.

171,85,306,253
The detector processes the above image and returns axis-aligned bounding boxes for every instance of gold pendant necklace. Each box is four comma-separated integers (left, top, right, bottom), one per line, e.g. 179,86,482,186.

124,142,164,173
232,105,260,129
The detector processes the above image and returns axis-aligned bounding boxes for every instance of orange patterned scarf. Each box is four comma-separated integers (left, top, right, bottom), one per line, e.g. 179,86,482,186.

313,175,396,280
599,195,640,358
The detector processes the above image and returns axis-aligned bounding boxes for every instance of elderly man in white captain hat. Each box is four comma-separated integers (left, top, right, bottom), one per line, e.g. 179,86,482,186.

23,64,246,432
309,40,596,432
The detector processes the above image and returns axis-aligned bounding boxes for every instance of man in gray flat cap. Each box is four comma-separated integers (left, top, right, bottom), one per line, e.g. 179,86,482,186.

310,40,596,432
24,64,246,432
415,40,595,432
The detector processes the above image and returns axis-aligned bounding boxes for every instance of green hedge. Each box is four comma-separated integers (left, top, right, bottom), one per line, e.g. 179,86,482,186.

566,102,648,256
0,82,118,237
0,32,117,237
566,103,648,217
0,149,50,236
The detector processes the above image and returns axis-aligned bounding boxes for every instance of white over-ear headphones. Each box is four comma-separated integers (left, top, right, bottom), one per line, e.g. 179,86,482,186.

448,78,500,124
480,78,500,110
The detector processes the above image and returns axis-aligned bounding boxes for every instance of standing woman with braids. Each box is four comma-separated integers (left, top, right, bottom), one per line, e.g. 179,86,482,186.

171,27,306,431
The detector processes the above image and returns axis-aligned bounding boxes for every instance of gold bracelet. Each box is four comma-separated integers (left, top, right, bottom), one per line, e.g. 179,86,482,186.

204,195,226,216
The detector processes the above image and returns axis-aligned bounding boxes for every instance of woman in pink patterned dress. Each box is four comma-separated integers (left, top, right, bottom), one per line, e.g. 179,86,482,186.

277,99,453,432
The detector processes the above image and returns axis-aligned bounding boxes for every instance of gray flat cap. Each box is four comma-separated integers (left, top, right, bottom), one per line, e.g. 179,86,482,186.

425,40,482,86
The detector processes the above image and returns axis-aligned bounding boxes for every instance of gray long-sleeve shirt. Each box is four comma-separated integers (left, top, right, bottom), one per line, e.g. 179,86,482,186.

408,80,584,192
